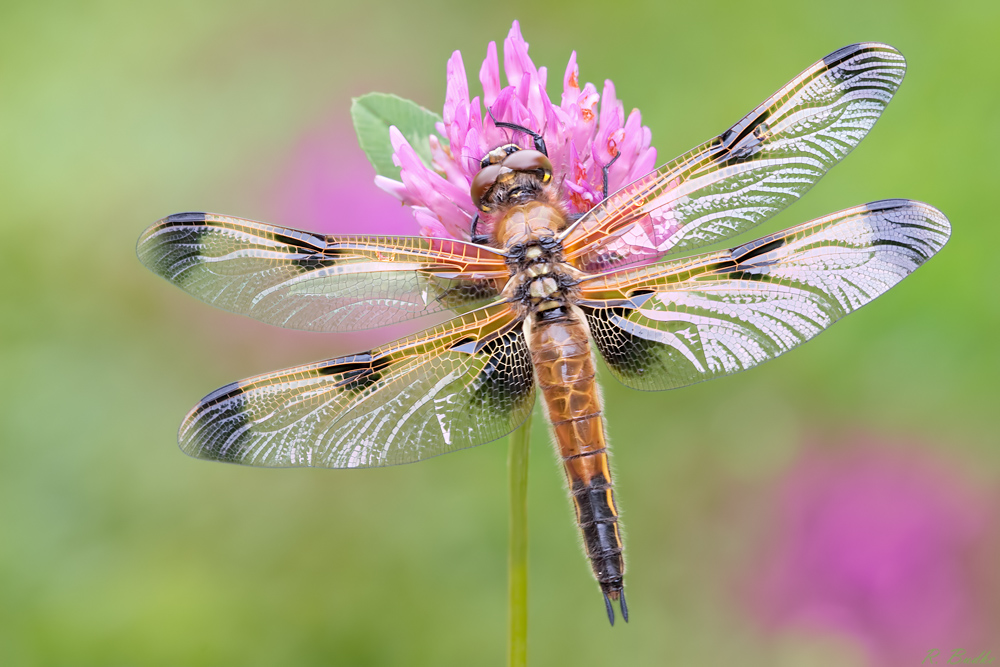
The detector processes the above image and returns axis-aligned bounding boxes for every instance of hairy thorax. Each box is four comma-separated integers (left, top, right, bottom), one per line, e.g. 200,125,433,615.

496,201,584,319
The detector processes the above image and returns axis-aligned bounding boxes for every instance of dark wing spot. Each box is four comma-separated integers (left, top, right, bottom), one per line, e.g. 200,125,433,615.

584,306,662,381
471,329,534,413
165,211,209,225
725,270,768,282
705,259,739,274
733,236,786,263
823,43,862,68
271,231,326,254
317,352,390,394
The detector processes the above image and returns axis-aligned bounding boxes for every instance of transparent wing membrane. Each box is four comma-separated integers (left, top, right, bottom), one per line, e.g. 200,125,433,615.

580,200,950,391
179,304,535,468
137,212,509,332
562,43,907,272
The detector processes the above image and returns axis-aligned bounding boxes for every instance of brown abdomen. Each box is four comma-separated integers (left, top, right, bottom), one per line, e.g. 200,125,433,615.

527,306,627,622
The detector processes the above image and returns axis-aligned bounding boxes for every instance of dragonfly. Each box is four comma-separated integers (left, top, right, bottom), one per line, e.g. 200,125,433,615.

137,43,950,625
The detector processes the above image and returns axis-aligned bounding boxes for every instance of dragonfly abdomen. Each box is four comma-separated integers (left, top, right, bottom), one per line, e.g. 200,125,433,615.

526,305,628,625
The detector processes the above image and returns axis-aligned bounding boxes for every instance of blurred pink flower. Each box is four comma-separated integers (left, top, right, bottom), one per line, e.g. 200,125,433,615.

748,437,999,666
264,117,420,354
375,20,657,240
272,116,413,236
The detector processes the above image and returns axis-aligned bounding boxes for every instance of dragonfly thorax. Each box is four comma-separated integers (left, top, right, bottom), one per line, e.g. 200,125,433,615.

494,201,566,247
501,218,583,318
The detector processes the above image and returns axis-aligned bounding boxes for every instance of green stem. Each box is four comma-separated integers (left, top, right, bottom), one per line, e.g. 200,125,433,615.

507,413,532,667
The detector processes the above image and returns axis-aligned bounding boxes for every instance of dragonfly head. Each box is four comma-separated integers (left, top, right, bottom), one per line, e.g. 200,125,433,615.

471,149,553,213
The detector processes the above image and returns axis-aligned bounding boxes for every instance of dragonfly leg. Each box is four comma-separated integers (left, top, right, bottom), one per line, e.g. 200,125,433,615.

600,152,621,201
470,214,492,245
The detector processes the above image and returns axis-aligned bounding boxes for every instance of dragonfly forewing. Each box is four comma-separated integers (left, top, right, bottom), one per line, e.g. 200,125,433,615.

137,212,509,332
562,43,907,272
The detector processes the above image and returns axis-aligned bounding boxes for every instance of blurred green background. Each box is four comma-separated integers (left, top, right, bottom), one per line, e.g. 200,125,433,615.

2,1,998,665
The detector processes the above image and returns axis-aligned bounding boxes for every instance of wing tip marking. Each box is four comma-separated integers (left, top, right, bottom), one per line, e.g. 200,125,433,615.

164,211,210,225
822,43,904,68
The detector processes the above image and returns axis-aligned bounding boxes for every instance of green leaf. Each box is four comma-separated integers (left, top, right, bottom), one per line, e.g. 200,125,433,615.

351,93,446,180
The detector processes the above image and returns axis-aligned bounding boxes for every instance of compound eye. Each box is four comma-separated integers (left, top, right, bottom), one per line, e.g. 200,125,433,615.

501,150,552,183
470,163,502,212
